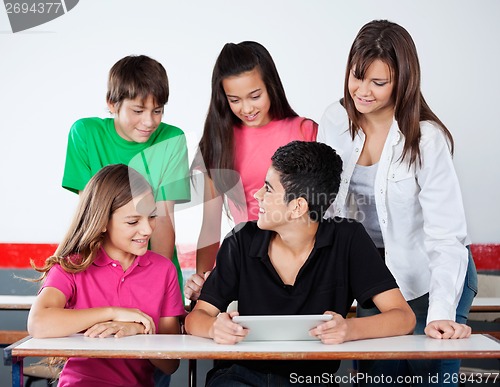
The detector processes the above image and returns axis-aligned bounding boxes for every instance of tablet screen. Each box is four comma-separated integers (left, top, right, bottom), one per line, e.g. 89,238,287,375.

232,314,332,341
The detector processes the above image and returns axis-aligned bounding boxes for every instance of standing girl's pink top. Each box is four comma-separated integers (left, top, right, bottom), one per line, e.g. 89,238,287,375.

230,116,317,224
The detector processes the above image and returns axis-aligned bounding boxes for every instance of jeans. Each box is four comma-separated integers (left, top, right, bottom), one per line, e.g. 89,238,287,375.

357,249,478,386
206,364,338,387
154,368,171,386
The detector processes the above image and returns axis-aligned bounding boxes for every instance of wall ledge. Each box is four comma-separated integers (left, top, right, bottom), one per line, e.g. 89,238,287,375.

0,243,498,271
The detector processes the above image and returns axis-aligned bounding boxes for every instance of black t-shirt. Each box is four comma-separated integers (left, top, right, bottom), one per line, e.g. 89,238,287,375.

199,217,398,378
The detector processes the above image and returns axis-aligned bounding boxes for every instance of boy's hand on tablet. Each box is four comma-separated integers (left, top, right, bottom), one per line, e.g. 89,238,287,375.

309,312,349,344
210,311,248,345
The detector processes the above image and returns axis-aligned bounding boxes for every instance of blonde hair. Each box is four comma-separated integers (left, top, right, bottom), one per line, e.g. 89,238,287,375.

32,164,152,281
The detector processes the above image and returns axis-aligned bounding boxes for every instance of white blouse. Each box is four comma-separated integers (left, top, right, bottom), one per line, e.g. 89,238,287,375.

318,101,469,324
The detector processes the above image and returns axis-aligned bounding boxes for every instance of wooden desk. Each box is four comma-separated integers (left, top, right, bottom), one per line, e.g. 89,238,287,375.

4,334,499,387
0,296,36,310
1,295,498,347
0,296,35,346
348,297,500,314
1,295,498,385
470,297,500,313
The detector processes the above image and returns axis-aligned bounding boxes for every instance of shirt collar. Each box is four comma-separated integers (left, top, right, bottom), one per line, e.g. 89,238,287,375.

357,118,403,145
388,119,403,145
93,248,152,267
249,226,273,259
248,219,336,259
314,219,337,249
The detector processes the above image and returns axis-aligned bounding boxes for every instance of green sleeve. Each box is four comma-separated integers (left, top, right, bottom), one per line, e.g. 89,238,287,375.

62,119,93,194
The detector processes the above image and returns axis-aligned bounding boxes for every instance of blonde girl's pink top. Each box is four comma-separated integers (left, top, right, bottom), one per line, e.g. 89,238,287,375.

230,116,317,225
41,248,185,387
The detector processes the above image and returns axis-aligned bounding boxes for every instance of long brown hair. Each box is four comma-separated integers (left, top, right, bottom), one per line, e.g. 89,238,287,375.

195,41,303,198
32,164,152,281
344,20,454,166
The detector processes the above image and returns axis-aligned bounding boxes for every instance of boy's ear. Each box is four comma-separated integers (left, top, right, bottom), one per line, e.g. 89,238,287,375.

107,101,117,114
290,197,309,219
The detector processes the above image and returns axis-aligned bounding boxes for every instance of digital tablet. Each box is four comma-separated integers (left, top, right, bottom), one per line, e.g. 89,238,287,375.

232,314,333,341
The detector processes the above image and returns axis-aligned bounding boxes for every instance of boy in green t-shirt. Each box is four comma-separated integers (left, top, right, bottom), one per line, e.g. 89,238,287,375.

62,55,190,301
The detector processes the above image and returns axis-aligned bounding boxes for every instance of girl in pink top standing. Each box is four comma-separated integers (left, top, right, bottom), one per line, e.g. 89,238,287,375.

185,41,317,300
28,164,185,387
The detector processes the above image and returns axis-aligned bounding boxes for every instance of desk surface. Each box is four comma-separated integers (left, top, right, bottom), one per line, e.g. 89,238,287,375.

6,334,499,362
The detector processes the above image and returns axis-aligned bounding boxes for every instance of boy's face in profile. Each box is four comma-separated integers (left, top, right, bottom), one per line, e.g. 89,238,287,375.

254,166,294,231
107,95,164,143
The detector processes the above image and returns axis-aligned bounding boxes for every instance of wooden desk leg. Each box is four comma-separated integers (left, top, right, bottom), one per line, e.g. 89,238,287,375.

188,359,197,387
11,356,23,387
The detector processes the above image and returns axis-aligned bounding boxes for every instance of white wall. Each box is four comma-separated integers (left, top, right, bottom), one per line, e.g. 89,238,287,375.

1,0,499,245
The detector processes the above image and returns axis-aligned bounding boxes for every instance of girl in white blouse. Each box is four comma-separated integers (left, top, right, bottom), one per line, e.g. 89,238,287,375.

318,19,477,387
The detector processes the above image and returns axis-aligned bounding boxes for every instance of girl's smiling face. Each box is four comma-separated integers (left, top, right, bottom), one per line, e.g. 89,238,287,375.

222,67,272,127
348,59,395,117
102,191,157,263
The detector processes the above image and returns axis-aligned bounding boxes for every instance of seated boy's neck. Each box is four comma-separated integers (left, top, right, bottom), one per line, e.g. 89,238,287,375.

268,224,317,286
271,219,318,252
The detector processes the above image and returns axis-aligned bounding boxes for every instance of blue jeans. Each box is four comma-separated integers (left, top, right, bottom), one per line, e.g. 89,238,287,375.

206,364,338,387
357,249,478,387
154,368,171,386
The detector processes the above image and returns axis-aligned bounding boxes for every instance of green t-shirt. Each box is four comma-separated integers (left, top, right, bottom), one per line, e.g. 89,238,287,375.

62,117,191,296
62,117,190,202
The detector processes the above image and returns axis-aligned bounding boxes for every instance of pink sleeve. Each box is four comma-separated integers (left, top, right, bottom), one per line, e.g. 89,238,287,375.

161,265,185,317
301,117,318,141
41,264,75,305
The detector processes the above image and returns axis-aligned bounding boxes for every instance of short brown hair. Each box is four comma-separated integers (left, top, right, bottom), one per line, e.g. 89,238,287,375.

106,55,169,111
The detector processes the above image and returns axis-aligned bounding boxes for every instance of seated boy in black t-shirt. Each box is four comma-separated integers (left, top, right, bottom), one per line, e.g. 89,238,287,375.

185,141,415,386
